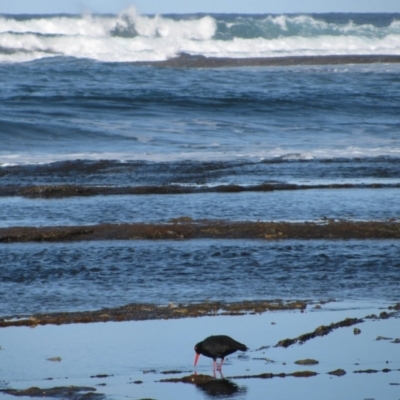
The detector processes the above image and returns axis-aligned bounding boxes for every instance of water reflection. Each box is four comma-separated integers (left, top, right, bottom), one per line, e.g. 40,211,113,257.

196,377,247,398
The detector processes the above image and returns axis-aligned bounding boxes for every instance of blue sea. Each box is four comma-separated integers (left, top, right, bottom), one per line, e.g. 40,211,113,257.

0,10,400,317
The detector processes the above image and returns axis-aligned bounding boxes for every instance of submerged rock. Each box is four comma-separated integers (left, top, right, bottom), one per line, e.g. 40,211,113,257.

46,357,61,362
375,336,392,341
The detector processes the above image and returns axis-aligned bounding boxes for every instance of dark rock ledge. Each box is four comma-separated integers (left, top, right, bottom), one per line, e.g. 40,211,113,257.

137,53,400,68
1,182,398,198
0,300,307,328
1,220,400,243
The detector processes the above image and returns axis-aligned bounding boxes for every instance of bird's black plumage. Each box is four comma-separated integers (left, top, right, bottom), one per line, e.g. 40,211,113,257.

194,335,248,371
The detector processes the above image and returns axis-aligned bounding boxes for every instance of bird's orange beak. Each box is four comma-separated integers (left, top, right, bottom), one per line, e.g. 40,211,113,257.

194,352,200,366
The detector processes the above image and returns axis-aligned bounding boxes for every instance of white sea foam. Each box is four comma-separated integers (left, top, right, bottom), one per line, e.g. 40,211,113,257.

2,143,400,166
3,33,398,63
0,9,399,63
0,8,216,40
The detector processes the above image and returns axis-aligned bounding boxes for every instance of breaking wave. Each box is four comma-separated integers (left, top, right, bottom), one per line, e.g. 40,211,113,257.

0,8,400,62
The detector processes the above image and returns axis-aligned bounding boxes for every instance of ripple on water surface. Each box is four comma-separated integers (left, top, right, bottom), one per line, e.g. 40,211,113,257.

0,188,400,227
0,239,399,316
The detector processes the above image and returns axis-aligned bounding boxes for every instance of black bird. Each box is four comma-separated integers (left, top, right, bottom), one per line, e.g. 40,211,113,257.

194,335,248,371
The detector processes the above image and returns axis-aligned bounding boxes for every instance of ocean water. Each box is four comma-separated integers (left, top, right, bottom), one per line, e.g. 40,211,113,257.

1,10,400,318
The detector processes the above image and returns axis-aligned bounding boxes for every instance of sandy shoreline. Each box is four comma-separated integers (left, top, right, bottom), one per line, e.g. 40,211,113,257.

135,54,400,68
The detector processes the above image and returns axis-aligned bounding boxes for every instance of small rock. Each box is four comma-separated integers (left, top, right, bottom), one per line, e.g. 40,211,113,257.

353,328,361,335
328,369,346,376
380,311,389,319
391,338,400,344
354,369,378,373
161,370,184,374
46,357,61,362
294,359,319,365
291,371,318,377
376,336,392,341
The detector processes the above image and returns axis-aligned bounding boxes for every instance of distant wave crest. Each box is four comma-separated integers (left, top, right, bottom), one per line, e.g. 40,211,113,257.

0,8,399,63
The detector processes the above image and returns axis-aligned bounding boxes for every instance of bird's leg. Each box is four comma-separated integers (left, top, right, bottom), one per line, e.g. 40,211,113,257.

212,360,217,378
213,360,217,372
216,358,225,371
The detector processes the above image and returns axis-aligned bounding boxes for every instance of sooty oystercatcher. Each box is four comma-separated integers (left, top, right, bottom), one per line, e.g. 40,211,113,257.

194,335,248,371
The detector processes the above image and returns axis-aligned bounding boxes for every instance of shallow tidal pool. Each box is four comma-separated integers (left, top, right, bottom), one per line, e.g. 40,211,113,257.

0,301,399,400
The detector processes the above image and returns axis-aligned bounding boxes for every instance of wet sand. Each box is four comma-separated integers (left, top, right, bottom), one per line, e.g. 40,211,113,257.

136,53,400,68
1,219,400,243
1,301,399,400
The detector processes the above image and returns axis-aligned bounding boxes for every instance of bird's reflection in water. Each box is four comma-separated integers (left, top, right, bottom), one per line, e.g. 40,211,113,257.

196,376,247,398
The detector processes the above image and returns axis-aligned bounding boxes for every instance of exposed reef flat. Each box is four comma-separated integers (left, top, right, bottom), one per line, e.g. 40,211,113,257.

0,300,307,328
2,182,399,198
136,53,400,68
1,220,400,243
